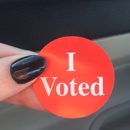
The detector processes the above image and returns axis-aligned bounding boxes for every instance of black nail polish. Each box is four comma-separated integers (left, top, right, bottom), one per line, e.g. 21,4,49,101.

10,55,46,84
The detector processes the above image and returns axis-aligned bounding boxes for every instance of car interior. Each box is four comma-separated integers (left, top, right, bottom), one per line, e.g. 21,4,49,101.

0,0,130,130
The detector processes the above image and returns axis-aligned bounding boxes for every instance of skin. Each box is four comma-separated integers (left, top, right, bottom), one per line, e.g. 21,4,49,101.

0,43,46,111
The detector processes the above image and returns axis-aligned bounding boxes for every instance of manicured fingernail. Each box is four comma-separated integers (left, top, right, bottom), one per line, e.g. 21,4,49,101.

10,55,46,84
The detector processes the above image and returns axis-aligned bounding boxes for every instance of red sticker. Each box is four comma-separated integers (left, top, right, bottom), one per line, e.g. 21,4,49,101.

33,36,114,118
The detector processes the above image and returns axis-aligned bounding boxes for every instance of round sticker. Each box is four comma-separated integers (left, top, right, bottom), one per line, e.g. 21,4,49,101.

33,36,114,118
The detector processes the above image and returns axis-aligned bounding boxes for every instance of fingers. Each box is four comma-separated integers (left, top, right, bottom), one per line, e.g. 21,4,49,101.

0,55,46,101
0,43,46,111
0,43,37,58
4,86,46,111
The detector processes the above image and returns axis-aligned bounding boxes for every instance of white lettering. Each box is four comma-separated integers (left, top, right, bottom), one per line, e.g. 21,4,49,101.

79,82,89,96
40,77,104,96
67,52,76,71
69,79,78,96
40,77,57,96
91,77,104,96
56,83,68,96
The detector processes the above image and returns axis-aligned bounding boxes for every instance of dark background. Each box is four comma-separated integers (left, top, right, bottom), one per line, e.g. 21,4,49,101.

0,0,130,51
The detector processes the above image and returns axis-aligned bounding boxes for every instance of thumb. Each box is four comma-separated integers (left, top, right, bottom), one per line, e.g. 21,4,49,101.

0,55,46,101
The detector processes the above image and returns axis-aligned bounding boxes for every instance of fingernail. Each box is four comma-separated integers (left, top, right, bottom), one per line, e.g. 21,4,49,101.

10,55,46,84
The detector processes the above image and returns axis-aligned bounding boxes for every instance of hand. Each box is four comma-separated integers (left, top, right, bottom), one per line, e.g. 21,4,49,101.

0,43,46,111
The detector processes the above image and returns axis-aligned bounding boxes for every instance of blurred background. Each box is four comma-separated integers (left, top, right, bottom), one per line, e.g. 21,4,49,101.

0,0,130,130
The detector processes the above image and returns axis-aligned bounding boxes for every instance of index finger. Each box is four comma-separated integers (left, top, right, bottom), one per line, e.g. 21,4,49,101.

0,43,37,58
